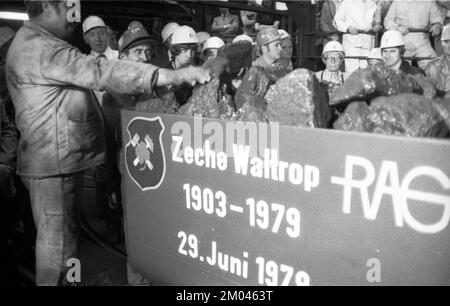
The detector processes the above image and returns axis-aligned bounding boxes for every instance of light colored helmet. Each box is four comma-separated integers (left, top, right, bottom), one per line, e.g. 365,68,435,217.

161,22,180,43
380,30,405,49
322,41,344,56
442,24,450,41
128,21,145,30
278,29,290,40
232,34,253,44
196,31,210,44
367,48,382,60
82,16,106,35
256,28,280,47
171,25,199,45
0,27,15,48
203,36,225,51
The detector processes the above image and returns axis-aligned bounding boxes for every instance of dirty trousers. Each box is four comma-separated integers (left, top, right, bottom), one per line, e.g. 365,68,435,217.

22,172,84,286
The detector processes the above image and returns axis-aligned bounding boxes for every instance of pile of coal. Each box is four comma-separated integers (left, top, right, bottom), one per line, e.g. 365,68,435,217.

334,93,449,138
332,101,370,132
430,97,450,130
234,66,274,111
329,63,419,106
135,91,179,114
176,78,236,119
265,69,331,128
233,99,268,122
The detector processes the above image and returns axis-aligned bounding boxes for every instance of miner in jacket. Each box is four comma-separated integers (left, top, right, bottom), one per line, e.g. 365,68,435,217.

6,0,210,285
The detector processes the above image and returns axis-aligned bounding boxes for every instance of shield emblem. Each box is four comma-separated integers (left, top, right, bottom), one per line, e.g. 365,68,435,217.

125,116,166,191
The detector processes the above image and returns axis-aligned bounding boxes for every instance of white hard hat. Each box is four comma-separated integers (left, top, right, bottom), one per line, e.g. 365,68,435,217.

232,34,253,44
203,36,225,51
380,30,405,49
442,24,450,41
367,48,382,60
171,25,199,45
82,16,106,35
197,31,211,44
322,41,344,56
0,27,15,48
277,29,290,40
161,22,180,43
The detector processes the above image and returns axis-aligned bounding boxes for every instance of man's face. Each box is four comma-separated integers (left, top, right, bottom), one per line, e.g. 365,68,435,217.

84,27,108,53
264,40,281,60
51,1,78,40
219,8,229,16
280,39,293,59
124,43,152,63
204,48,219,61
443,40,450,57
323,51,343,72
382,47,402,67
175,46,196,68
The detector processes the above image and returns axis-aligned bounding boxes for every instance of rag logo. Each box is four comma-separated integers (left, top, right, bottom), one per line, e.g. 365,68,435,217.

125,116,166,191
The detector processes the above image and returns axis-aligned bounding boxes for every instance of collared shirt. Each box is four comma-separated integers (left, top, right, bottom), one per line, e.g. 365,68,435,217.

384,0,443,31
315,69,347,85
6,21,158,178
90,46,119,60
334,0,378,32
90,47,119,105
425,55,450,93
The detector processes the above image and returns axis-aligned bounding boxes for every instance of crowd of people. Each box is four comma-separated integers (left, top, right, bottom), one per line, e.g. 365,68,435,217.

315,0,450,89
0,0,449,286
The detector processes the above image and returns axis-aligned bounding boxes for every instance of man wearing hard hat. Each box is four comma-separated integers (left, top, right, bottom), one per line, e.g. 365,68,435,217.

157,22,180,68
253,27,282,68
315,40,348,86
0,26,18,286
384,0,444,70
83,16,119,60
202,36,225,62
170,25,199,69
275,29,293,70
83,16,119,107
366,47,383,69
6,0,210,285
425,24,450,94
380,30,424,76
168,25,199,106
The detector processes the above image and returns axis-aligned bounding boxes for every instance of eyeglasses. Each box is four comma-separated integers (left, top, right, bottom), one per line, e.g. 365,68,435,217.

325,56,342,63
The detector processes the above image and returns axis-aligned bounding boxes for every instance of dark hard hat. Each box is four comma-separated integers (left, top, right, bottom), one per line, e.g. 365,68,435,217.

256,27,280,47
118,26,153,52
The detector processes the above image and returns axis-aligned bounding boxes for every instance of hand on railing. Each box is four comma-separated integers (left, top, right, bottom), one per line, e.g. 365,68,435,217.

430,23,442,36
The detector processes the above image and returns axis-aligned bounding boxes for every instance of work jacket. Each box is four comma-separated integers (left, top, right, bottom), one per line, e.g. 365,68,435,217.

425,55,450,93
6,21,158,178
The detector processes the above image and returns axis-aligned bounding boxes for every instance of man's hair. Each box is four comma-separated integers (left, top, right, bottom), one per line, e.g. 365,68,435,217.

24,0,61,18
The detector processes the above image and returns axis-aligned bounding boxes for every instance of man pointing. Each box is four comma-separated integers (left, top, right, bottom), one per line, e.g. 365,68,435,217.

6,0,210,285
